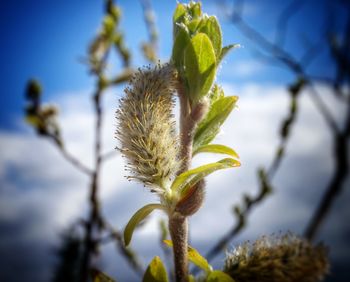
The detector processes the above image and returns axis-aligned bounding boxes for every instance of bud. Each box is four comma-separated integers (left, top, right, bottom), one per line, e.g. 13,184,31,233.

224,233,329,282
116,64,180,192
190,98,209,123
26,79,42,101
175,180,205,216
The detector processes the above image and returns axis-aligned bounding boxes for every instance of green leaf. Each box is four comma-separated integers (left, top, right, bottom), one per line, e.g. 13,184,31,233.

184,33,216,104
143,256,168,282
188,2,202,19
198,16,222,60
124,204,165,246
207,270,235,282
164,240,212,274
171,158,240,194
180,158,240,197
173,3,187,37
208,84,225,105
172,24,191,69
218,44,240,64
193,144,239,159
193,96,238,151
187,18,202,34
173,3,187,24
91,269,116,282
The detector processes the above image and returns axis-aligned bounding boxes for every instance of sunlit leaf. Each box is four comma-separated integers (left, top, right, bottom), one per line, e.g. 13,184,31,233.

173,3,187,23
218,44,240,65
187,18,202,34
171,158,240,193
198,16,222,60
193,96,238,151
143,256,168,282
184,33,216,104
207,270,236,282
188,2,202,19
172,24,191,69
208,84,224,105
180,158,240,197
193,144,239,159
163,240,212,274
91,269,116,282
124,204,165,246
173,3,187,37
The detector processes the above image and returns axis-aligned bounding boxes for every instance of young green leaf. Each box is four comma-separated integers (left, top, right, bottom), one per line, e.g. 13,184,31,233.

187,18,202,34
173,3,187,24
173,3,187,37
193,144,239,159
208,84,225,105
179,158,240,197
171,24,191,69
124,204,165,246
207,270,236,282
163,240,213,274
198,16,222,60
143,256,168,282
91,269,116,282
188,1,202,19
193,96,238,151
184,33,216,104
218,44,240,65
171,158,240,193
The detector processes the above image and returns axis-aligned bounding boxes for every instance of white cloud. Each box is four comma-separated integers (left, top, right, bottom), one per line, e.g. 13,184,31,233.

0,83,348,281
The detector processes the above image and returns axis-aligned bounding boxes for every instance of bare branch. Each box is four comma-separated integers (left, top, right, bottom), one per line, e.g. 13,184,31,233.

47,134,93,176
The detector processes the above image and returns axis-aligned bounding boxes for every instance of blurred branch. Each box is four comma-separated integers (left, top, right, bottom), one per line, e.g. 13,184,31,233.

140,0,159,62
79,85,104,282
205,0,350,262
99,221,144,276
46,133,94,176
274,0,305,48
24,81,93,177
101,150,119,162
304,14,350,240
25,1,140,281
204,168,272,263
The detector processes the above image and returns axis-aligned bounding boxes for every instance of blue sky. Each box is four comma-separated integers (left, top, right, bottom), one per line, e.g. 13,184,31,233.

1,0,349,281
1,0,342,129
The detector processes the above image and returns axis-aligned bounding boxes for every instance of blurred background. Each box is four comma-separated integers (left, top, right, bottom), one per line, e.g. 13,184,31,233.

0,0,349,281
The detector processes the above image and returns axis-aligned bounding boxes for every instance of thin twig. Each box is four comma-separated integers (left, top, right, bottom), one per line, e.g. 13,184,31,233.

140,0,159,62
79,87,104,282
101,150,119,162
48,134,93,176
100,221,144,276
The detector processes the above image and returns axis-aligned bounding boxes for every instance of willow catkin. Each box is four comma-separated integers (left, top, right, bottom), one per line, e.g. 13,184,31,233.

224,233,329,282
116,64,180,193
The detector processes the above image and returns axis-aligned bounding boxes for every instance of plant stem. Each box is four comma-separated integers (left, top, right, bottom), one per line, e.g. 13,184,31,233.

178,80,195,174
169,79,198,282
169,212,189,282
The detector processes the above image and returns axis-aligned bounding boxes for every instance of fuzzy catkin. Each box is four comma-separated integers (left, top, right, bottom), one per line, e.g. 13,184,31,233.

224,233,328,282
116,64,179,192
